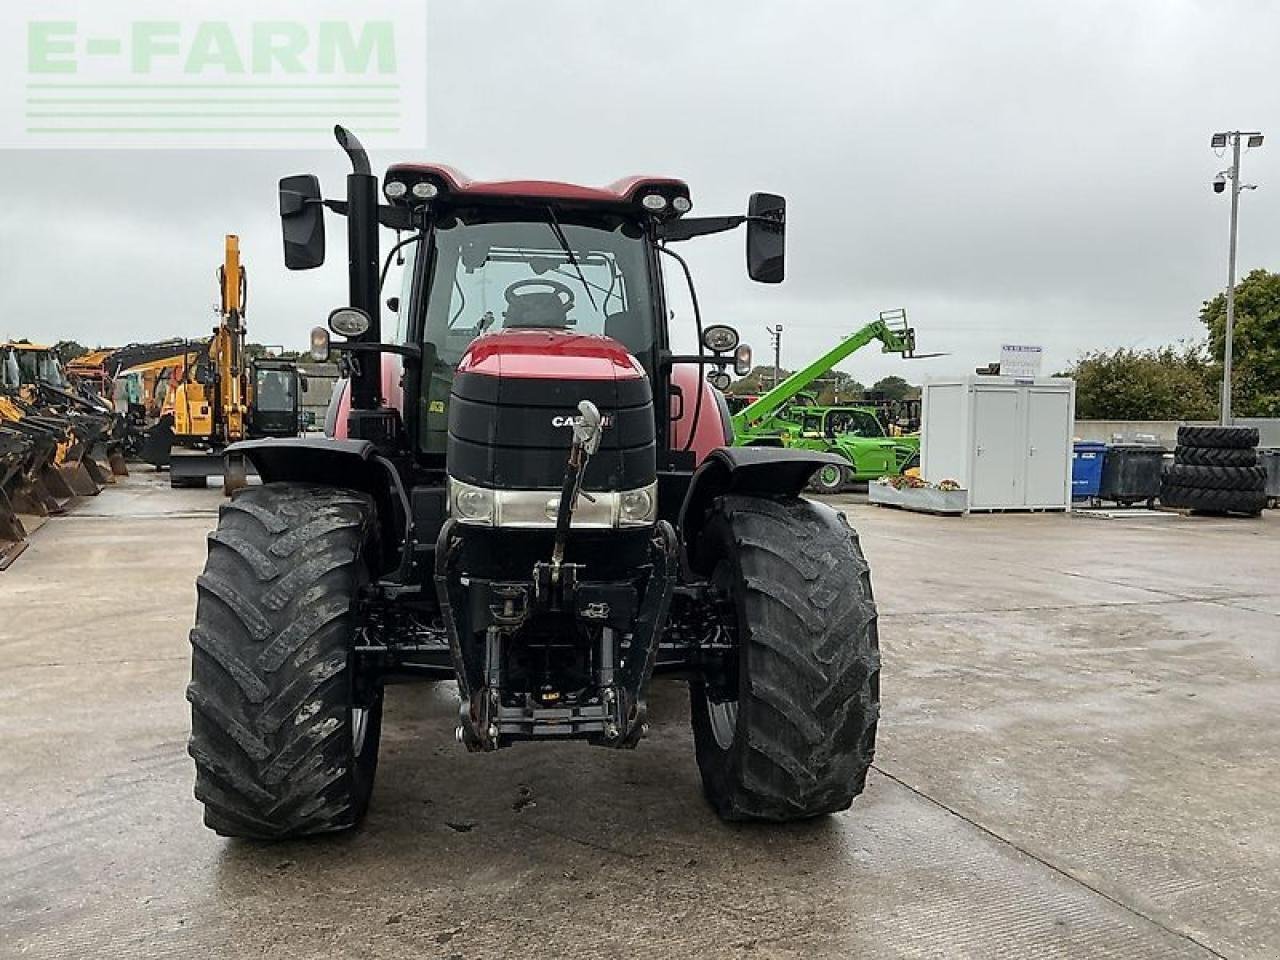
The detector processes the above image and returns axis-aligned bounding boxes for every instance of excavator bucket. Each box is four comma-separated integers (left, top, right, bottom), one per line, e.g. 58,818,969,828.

0,494,27,570
139,414,175,468
108,447,129,477
0,432,32,569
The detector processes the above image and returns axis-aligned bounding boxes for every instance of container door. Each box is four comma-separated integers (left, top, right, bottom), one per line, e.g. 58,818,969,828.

1024,388,1071,507
971,388,1021,508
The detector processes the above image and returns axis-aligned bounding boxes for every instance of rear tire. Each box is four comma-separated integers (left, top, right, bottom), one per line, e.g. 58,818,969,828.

1176,425,1259,449
690,495,880,821
1159,484,1266,516
187,482,383,839
1164,464,1266,491
1174,445,1257,468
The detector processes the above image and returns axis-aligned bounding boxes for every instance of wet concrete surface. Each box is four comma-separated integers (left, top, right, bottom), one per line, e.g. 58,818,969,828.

2,472,1277,958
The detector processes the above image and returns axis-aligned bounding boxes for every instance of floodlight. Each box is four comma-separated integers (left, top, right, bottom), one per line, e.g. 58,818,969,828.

1211,132,1228,149
1247,134,1264,148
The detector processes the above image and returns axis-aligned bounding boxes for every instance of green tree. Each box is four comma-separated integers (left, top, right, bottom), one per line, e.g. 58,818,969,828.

812,370,866,405
869,375,915,401
246,343,302,361
727,365,792,395
1066,344,1218,420
52,340,89,364
1200,268,1280,416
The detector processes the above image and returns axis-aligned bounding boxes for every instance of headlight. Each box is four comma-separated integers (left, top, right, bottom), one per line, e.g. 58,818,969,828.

450,479,494,524
619,485,656,527
671,195,692,214
702,324,740,354
384,180,407,199
448,480,655,528
328,307,371,338
412,181,439,200
641,193,668,211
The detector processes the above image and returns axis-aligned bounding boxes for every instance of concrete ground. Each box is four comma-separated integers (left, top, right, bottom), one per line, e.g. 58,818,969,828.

2,472,1277,959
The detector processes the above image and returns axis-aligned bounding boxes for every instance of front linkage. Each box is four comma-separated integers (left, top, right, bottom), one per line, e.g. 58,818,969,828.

434,400,678,751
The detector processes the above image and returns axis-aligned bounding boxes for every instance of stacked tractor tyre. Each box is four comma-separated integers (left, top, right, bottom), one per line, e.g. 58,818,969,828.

1161,425,1266,517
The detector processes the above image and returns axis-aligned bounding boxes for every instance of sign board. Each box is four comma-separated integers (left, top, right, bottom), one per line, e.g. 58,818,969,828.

1000,344,1043,380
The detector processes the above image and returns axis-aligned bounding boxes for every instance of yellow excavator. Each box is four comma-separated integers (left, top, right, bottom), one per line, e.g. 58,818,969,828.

142,235,301,491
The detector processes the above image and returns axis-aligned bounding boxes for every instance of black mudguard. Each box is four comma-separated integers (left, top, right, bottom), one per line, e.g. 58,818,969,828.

226,437,411,574
677,446,846,574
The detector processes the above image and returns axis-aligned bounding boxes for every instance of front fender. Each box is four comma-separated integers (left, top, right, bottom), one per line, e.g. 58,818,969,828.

677,446,845,573
226,437,410,575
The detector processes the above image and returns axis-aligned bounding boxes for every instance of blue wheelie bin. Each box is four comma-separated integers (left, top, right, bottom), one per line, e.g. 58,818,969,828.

1072,441,1107,505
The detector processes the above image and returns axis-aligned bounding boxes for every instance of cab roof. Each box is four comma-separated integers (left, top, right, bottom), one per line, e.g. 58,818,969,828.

384,163,690,208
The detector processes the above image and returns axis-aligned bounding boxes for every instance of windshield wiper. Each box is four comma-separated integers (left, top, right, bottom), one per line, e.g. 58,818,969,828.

545,207,599,313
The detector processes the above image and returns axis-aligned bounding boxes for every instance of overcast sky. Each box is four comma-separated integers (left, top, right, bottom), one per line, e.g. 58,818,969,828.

2,0,1277,386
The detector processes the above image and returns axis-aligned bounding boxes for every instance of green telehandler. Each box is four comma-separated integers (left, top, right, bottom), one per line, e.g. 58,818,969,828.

730,310,930,493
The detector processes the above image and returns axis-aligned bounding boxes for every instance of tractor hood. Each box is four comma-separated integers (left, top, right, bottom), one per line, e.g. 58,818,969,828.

449,328,655,492
456,328,646,382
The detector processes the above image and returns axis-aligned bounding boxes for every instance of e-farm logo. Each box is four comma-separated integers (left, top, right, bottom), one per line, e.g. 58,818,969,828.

1,1,425,148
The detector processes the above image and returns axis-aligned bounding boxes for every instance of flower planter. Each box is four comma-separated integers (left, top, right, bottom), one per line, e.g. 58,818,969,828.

868,483,968,516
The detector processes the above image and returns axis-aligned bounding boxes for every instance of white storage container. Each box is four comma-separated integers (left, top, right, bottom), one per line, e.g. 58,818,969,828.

920,376,1075,511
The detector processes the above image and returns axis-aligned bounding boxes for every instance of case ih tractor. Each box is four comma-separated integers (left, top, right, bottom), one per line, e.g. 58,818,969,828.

186,127,880,838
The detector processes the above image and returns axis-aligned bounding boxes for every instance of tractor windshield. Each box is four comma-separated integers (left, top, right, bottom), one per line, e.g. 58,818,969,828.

423,215,654,362
416,213,656,453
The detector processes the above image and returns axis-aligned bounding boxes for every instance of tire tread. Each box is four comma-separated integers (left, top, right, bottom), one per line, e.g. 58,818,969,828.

187,482,379,839
693,495,880,821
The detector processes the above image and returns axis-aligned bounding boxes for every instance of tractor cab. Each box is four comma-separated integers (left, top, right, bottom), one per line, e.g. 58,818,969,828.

797,405,887,440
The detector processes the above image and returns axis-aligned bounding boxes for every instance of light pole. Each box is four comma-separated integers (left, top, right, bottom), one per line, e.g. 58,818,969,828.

765,324,783,389
1211,130,1264,424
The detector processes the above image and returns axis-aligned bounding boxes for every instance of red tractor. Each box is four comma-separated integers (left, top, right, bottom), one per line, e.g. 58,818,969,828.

187,127,880,838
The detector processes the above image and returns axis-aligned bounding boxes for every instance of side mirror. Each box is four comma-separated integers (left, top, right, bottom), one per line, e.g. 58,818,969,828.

279,174,326,270
746,192,786,284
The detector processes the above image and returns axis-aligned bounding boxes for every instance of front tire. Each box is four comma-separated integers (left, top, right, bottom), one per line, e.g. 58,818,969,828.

186,482,383,839
690,495,880,821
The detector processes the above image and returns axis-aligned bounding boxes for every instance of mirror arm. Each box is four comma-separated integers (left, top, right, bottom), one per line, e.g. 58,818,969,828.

657,215,745,242
320,197,419,232
662,352,729,368
332,341,422,360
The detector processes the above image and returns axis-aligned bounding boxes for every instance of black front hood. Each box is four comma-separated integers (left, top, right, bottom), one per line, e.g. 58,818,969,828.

448,371,656,491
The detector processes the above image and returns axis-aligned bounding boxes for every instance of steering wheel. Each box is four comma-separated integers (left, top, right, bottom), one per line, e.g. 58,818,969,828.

502,278,577,329
504,278,576,310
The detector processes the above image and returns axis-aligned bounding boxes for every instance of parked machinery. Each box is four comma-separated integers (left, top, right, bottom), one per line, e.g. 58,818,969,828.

1,342,116,492
730,310,933,492
0,342,120,569
184,126,881,838
142,236,301,490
